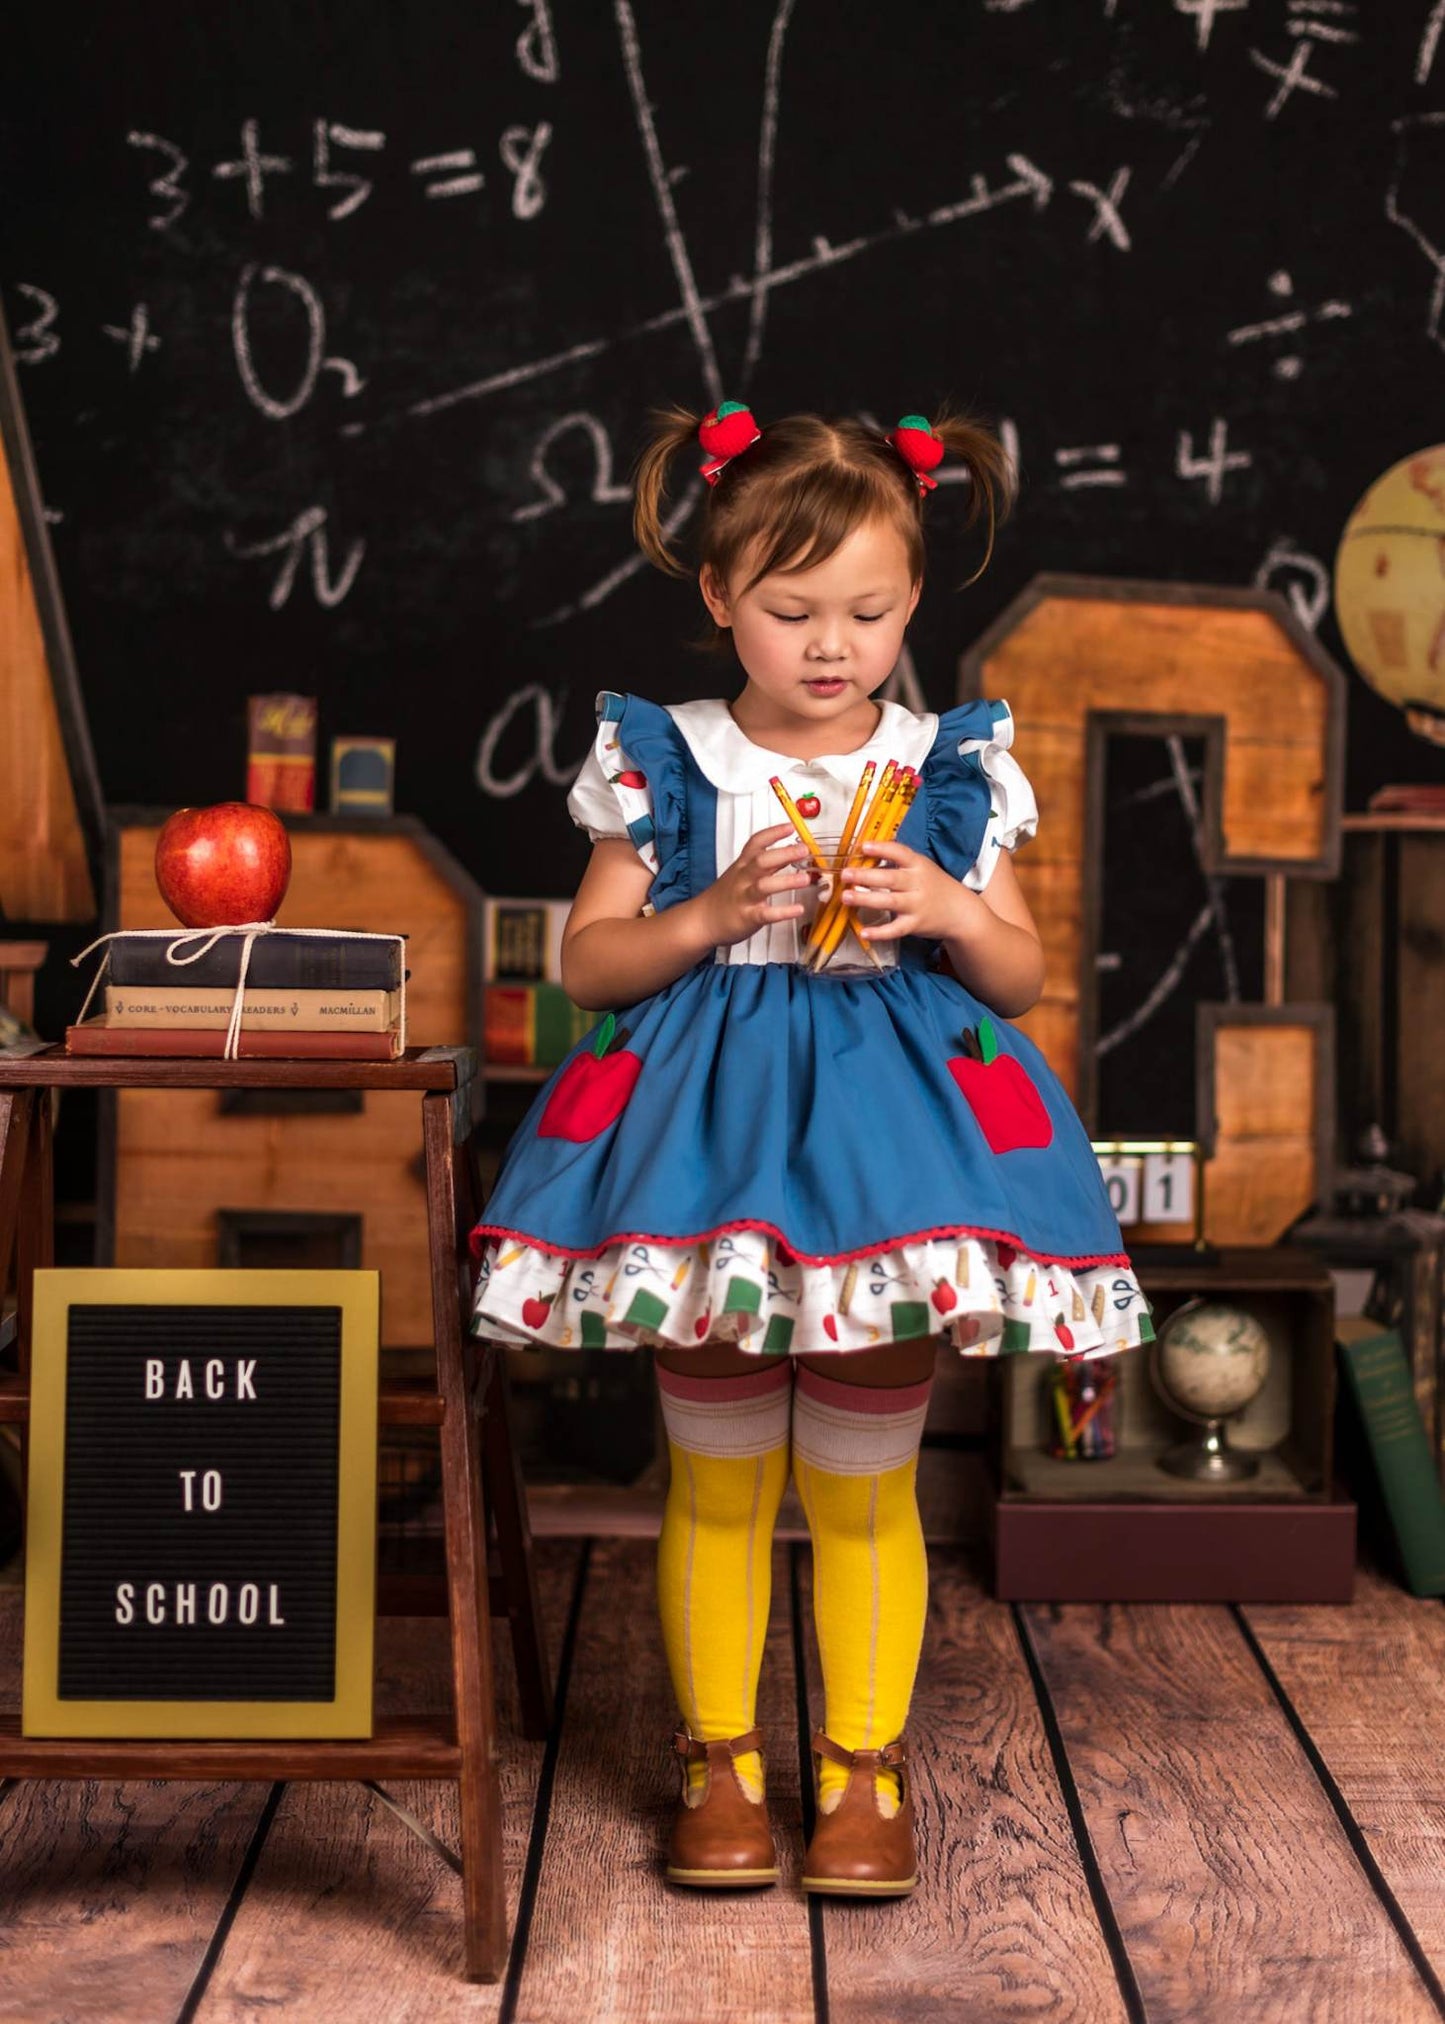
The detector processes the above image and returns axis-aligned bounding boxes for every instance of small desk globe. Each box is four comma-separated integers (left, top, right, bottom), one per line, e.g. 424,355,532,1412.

1334,444,1445,753
1149,1299,1271,1482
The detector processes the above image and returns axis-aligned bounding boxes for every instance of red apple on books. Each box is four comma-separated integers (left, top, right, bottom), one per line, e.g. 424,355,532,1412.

154,802,292,928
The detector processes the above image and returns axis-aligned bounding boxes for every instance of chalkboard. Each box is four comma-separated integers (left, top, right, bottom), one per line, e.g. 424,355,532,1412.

24,1269,379,1739
0,1,1435,927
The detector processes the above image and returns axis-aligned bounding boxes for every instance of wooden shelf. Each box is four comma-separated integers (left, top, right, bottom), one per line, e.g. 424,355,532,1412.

999,1442,1313,1503
0,1046,474,1092
0,1711,461,1779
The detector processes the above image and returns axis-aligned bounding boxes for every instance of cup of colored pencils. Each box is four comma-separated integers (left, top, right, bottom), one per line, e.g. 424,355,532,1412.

1044,1357,1117,1462
769,763,917,974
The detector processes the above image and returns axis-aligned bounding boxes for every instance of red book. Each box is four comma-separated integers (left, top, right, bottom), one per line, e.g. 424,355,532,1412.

65,1018,403,1060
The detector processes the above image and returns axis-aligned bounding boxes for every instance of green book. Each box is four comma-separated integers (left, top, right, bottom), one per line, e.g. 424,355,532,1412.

1336,1319,1445,1596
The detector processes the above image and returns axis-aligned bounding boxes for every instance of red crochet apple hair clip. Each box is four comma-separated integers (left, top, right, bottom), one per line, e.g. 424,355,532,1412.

698,401,762,485
886,414,946,493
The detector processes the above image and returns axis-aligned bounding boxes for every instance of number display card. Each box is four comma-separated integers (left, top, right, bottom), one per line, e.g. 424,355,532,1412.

23,1268,379,1739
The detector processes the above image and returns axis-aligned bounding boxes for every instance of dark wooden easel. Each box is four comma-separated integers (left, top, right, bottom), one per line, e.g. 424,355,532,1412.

0,1044,551,1983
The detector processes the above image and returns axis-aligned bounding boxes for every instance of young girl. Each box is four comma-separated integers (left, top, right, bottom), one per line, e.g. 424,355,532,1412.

470,402,1150,1898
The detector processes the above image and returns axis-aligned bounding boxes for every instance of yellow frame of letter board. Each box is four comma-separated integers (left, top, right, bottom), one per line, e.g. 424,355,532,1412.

23,1268,379,1739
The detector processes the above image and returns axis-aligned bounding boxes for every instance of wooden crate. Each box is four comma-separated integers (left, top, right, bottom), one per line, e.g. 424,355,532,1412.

988,1246,1356,1601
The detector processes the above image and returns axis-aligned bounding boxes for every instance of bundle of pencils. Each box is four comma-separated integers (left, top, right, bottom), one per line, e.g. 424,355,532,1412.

769,761,918,972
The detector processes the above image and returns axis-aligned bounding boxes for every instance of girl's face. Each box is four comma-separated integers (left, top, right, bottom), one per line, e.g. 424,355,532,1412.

700,516,921,736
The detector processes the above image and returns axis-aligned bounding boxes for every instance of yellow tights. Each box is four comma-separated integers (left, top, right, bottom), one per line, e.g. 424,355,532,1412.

655,1360,792,1800
792,1363,932,1814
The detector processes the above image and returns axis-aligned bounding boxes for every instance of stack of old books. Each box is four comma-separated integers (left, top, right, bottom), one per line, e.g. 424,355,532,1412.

66,928,408,1059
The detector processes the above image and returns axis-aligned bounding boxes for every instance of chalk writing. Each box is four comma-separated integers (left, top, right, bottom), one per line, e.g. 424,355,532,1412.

232,263,364,420
1175,420,1251,503
1175,0,1247,53
226,506,365,610
513,413,632,523
12,283,60,364
410,149,485,200
516,0,560,83
1255,538,1329,631
101,303,160,373
212,118,293,220
500,120,552,218
475,685,588,798
313,120,385,221
1056,445,1126,489
1226,268,1350,378
126,131,189,231
1068,166,1132,250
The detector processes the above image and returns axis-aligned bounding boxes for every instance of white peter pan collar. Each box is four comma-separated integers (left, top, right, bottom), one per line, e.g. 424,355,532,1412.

665,695,937,793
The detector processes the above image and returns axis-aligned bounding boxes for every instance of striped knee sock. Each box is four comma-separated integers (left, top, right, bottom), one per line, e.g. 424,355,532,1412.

792,1363,932,1816
655,1360,793,1800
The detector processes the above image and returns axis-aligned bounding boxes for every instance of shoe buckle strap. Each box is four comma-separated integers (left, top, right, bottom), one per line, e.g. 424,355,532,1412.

811,1729,909,1771
672,1726,765,1764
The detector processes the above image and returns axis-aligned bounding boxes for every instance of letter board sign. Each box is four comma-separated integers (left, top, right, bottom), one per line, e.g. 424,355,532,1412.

23,1269,379,1738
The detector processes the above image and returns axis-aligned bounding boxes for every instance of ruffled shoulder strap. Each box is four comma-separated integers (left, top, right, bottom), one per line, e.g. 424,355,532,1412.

564,690,692,908
907,696,1038,888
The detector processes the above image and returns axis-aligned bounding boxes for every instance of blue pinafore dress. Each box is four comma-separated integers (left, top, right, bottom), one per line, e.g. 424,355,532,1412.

469,690,1152,1362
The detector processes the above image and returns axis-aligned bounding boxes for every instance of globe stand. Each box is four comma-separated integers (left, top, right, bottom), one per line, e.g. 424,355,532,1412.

1147,1303,1266,1484
1156,1418,1260,1483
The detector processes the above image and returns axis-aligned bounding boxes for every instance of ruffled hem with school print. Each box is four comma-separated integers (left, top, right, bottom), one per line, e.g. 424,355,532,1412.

471,1225,1154,1361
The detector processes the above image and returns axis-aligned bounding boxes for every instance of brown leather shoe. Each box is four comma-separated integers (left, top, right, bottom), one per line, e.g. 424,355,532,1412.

801,1731,918,1896
665,1727,779,1888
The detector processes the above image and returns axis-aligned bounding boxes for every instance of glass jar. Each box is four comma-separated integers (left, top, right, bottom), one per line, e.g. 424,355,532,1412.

1045,1355,1117,1460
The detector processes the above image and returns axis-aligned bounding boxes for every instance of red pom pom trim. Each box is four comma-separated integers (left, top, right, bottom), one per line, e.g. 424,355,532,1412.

698,401,762,486
887,415,945,493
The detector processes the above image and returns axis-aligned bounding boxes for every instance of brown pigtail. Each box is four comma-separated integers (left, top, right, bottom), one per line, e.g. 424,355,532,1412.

930,406,1017,586
632,405,702,576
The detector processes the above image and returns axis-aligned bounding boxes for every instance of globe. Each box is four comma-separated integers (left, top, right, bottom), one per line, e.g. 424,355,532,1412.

1334,444,1445,746
1155,1300,1271,1420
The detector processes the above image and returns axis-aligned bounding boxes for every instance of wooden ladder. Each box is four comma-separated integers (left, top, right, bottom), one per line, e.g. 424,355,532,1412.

0,1044,552,1982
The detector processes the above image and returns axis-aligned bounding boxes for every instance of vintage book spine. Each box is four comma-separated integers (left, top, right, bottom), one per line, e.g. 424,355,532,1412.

103,986,400,1031
1336,1318,1445,1596
106,931,403,992
247,693,317,811
484,983,593,1066
65,1018,402,1060
483,898,570,983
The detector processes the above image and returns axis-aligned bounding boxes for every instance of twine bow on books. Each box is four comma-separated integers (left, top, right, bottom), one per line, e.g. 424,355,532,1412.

71,924,409,1061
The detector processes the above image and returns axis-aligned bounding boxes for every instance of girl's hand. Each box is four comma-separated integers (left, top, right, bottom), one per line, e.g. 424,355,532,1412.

840,837,980,944
701,822,813,947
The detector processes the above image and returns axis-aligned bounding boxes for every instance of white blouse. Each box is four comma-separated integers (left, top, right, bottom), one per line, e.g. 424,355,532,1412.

566,693,1038,967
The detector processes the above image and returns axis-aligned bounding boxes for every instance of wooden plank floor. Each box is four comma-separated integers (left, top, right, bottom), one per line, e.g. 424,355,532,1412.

3,1538,1445,2023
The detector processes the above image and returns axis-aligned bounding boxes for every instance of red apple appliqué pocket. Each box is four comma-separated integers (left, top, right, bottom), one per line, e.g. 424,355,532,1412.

538,1013,642,1143
949,1015,1054,1154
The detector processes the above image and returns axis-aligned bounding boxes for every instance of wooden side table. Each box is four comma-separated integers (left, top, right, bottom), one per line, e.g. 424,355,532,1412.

0,1045,551,1983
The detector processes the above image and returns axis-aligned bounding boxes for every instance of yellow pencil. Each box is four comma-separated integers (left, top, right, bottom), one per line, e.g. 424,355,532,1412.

810,765,915,969
805,761,898,963
797,761,878,955
817,782,911,967
769,776,831,873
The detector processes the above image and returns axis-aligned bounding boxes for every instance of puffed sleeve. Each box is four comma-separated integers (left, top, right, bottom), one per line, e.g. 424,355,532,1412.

565,690,660,874
912,698,1039,890
957,701,1038,892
